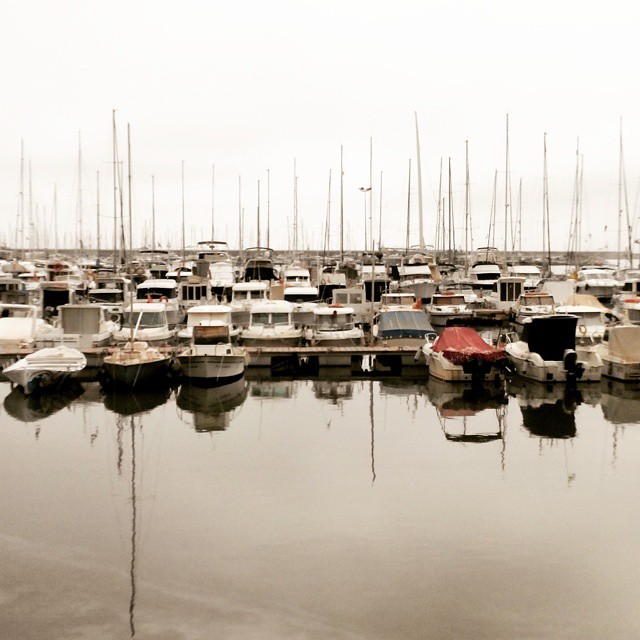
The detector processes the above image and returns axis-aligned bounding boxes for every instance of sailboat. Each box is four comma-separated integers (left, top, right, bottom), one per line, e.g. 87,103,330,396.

100,119,170,389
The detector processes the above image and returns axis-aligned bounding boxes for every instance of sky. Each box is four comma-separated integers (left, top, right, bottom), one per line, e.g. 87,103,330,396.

1,0,640,255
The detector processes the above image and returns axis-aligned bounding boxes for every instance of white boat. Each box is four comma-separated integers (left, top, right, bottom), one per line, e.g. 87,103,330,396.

397,253,439,301
373,309,436,347
113,302,176,345
240,300,303,347
177,274,213,310
3,346,87,395
468,248,502,292
575,266,617,302
229,281,270,327
0,303,40,349
555,302,613,343
484,276,526,312
178,324,247,384
101,341,170,388
513,291,556,334
505,314,603,382
427,291,472,328
506,264,543,291
330,286,370,325
135,278,184,327
282,263,312,287
305,305,364,346
35,303,117,349
177,304,240,342
421,326,508,384
601,325,640,381
378,292,417,310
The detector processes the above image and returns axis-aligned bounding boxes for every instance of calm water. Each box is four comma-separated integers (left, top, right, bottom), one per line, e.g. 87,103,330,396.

1,374,639,639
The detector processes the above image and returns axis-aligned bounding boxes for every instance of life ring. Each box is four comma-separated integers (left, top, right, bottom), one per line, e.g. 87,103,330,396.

160,295,168,303
578,324,587,335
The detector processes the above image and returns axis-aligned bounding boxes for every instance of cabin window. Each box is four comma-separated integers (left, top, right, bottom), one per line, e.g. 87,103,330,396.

500,281,522,300
252,313,270,325
271,313,290,325
122,311,165,328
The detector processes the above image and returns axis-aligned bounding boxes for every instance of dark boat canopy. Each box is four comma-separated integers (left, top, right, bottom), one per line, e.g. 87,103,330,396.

521,314,577,361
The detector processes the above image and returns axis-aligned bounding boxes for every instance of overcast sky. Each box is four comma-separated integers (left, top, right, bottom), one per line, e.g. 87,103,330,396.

1,0,639,254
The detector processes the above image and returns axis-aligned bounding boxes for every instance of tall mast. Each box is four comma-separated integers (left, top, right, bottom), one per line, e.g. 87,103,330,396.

256,179,261,247
19,139,25,258
414,112,425,248
448,157,454,263
293,159,298,254
618,117,633,268
266,169,270,248
378,170,383,251
238,175,242,255
465,140,470,268
436,158,443,255
543,132,551,272
96,171,100,265
340,145,344,259
504,113,510,259
77,131,83,259
53,183,58,255
211,164,215,240
28,159,33,254
517,178,523,255
369,137,373,256
127,124,133,267
112,110,118,269
181,160,185,263
405,159,411,253
151,175,156,251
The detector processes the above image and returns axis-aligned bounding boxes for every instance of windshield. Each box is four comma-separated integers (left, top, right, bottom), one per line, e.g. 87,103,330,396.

122,311,165,328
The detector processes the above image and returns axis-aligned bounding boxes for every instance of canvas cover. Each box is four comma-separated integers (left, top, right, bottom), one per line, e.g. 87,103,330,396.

563,293,607,310
521,315,577,361
608,325,640,361
432,327,506,365
376,310,436,339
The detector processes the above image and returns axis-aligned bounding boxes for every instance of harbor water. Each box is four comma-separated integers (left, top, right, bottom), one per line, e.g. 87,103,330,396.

1,374,639,639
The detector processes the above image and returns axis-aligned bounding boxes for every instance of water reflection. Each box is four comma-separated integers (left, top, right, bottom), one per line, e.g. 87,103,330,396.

427,378,508,443
313,379,353,404
3,379,85,423
601,379,640,425
249,379,296,399
102,386,171,416
177,378,249,432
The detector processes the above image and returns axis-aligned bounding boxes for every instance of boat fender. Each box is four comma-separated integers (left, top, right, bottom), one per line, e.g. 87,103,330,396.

160,295,169,303
578,324,587,335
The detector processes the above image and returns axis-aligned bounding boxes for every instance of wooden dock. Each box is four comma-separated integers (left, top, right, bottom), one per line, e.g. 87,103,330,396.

0,344,426,375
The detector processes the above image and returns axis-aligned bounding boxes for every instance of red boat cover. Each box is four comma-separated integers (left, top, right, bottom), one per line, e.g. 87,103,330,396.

432,327,506,365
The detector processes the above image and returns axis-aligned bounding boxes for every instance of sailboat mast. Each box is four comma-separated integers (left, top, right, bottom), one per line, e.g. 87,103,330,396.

96,171,100,265
18,140,25,258
112,110,118,270
465,140,470,268
436,158,443,257
211,164,215,240
238,176,243,256
504,114,510,260
378,170,383,251
77,132,83,260
369,137,373,256
256,179,261,247
53,183,58,255
543,132,551,272
414,112,425,248
266,169,270,248
127,124,133,267
340,145,344,260
151,175,156,251
448,157,454,263
293,159,298,255
181,160,185,264
405,158,411,253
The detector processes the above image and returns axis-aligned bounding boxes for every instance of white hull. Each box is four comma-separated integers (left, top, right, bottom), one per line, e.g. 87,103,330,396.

178,348,246,382
602,357,640,382
506,350,602,383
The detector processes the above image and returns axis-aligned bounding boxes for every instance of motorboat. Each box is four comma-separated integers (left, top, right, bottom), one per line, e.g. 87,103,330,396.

177,304,240,342
555,301,614,343
420,326,508,384
240,300,303,347
506,264,543,291
0,278,30,305
330,286,370,325
0,303,40,349
373,309,437,347
113,302,176,345
513,291,555,334
575,266,617,303
484,276,526,312
229,281,270,328
397,251,439,301
600,325,640,381
3,346,87,395
468,248,503,292
427,291,472,328
242,247,278,282
100,341,170,388
283,286,319,327
135,278,184,327
177,324,247,384
305,305,364,346
505,314,603,382
282,263,312,287
35,303,117,349
378,292,417,310
87,271,130,316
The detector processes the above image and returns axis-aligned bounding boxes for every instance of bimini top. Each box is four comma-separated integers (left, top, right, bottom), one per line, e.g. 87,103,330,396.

520,314,578,360
432,326,506,366
376,310,436,340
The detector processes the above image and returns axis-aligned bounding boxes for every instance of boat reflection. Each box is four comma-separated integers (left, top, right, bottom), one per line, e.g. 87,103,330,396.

509,378,601,439
177,378,248,432
249,379,296,399
313,379,353,404
103,386,171,416
600,379,640,425
3,379,85,422
427,378,507,443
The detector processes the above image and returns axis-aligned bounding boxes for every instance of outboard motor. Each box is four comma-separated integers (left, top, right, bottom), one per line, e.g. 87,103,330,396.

563,349,584,381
